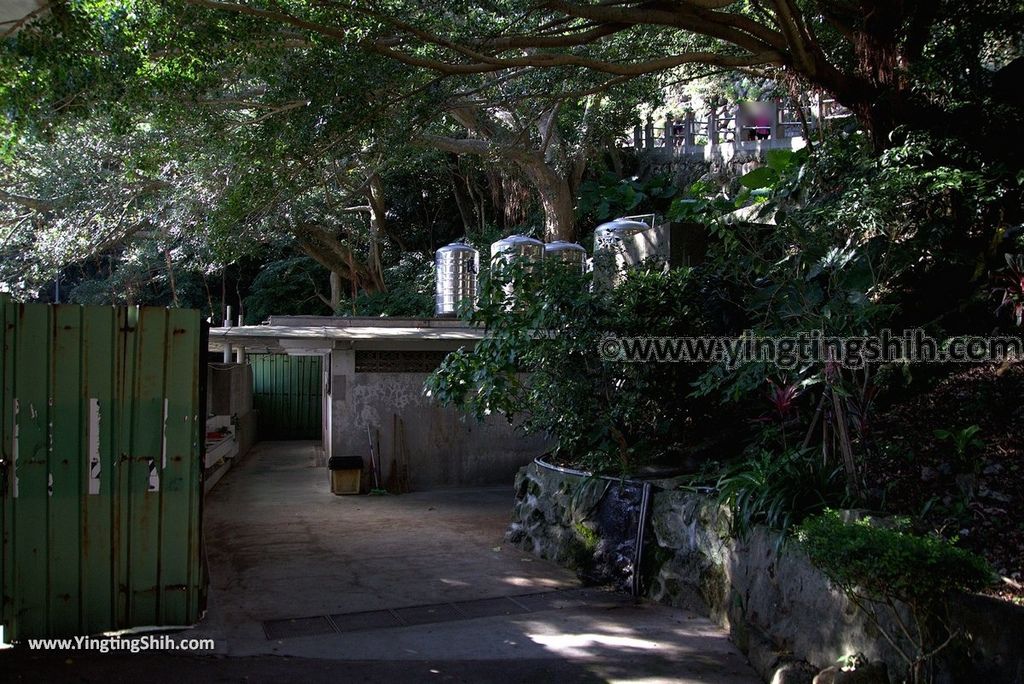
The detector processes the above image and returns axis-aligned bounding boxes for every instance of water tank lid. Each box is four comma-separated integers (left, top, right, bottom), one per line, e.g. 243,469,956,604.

544,240,587,251
490,234,546,258
436,241,478,254
595,218,650,236
493,234,544,246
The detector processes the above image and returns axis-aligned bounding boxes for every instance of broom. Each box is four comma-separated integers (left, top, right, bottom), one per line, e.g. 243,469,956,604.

366,425,387,495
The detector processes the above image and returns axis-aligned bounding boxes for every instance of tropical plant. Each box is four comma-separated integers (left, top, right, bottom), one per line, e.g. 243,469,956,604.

933,425,984,472
994,254,1024,326
576,173,681,225
710,448,849,538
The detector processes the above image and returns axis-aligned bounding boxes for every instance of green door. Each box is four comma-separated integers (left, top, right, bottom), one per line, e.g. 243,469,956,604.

0,297,205,642
250,354,323,440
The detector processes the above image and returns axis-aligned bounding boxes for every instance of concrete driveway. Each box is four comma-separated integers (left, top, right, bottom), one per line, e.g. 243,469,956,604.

6,441,759,683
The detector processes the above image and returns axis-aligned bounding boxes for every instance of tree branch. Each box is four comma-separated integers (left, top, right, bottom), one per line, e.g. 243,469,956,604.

183,0,348,40
0,188,55,211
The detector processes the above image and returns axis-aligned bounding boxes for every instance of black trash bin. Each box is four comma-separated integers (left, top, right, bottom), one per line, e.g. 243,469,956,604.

328,455,364,495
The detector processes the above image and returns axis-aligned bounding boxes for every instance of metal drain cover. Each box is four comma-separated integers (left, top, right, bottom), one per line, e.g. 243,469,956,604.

392,602,463,626
263,615,336,640
262,587,628,640
329,609,403,632
453,596,530,619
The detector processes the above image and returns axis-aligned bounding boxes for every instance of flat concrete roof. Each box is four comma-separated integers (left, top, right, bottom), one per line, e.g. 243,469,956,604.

209,319,484,353
266,315,476,328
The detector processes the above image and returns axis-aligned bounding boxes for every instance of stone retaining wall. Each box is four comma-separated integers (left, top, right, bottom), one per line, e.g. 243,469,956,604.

508,460,1024,684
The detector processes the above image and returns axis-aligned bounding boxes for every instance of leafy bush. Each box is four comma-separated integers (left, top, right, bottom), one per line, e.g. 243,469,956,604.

576,172,681,225
426,256,710,473
798,510,993,606
339,252,434,317
798,510,994,683
994,253,1024,326
710,448,849,538
243,256,333,324
688,131,1017,405
932,424,984,472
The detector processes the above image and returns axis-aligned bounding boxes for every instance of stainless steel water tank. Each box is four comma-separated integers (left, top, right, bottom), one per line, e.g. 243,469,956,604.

490,234,545,264
489,234,544,305
434,242,479,317
593,217,651,287
544,241,588,273
594,218,650,251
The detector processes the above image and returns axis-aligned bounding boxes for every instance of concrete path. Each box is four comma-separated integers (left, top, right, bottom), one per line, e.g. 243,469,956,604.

6,441,760,683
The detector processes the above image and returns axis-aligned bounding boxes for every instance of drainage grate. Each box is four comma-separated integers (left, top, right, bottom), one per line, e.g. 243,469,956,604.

329,609,403,633
453,596,530,619
262,587,629,640
396,602,472,626
263,615,336,640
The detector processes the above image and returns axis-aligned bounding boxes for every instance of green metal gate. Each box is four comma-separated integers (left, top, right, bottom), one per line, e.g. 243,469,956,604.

0,297,205,642
250,354,322,440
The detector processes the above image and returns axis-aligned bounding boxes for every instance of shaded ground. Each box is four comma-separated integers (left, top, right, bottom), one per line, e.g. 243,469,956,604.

867,362,1024,601
4,441,759,683
2,651,748,684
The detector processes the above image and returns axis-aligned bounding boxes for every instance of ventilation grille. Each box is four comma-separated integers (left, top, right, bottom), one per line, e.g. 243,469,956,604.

354,350,451,373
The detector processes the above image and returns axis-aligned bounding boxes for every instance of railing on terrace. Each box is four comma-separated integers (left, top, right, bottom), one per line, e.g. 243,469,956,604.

630,96,854,159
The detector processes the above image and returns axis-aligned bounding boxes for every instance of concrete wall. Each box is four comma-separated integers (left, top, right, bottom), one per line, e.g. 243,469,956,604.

598,222,709,289
208,363,253,419
329,348,549,490
508,461,1024,684
207,362,256,461
625,221,708,268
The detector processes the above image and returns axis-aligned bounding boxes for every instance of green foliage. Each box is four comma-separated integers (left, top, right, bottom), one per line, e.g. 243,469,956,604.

798,510,994,683
933,424,984,473
798,510,994,607
994,253,1024,326
576,173,681,224
932,425,983,458
243,256,332,324
340,253,435,317
426,257,709,473
733,148,808,205
687,130,1019,406
710,448,849,538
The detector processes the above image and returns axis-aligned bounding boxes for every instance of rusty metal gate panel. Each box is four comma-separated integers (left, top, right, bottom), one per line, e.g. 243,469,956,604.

250,354,322,440
0,297,205,642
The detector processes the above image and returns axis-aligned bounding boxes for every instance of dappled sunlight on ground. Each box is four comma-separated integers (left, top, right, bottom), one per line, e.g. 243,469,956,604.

501,575,567,589
527,630,663,658
437,578,471,587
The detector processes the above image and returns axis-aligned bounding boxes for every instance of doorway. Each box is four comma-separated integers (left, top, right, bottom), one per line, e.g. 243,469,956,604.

249,354,323,440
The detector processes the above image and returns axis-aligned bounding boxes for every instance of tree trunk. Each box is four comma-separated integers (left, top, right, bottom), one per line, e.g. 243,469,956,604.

424,129,576,241
329,270,343,312
364,175,389,292
447,154,478,235
293,223,381,295
484,166,505,232
512,154,575,242
365,173,408,254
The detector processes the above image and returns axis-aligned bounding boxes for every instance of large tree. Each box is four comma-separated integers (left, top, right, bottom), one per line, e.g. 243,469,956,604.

172,0,1022,153
0,1,655,288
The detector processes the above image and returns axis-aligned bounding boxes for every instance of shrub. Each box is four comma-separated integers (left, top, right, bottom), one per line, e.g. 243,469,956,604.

797,510,994,683
426,256,710,473
710,448,849,538
339,252,434,317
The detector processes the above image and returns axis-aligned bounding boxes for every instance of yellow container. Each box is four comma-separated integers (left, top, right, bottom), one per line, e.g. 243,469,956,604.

330,469,361,495
328,456,364,495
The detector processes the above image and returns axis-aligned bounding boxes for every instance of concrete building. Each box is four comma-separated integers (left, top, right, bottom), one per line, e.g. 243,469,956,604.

208,317,548,490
